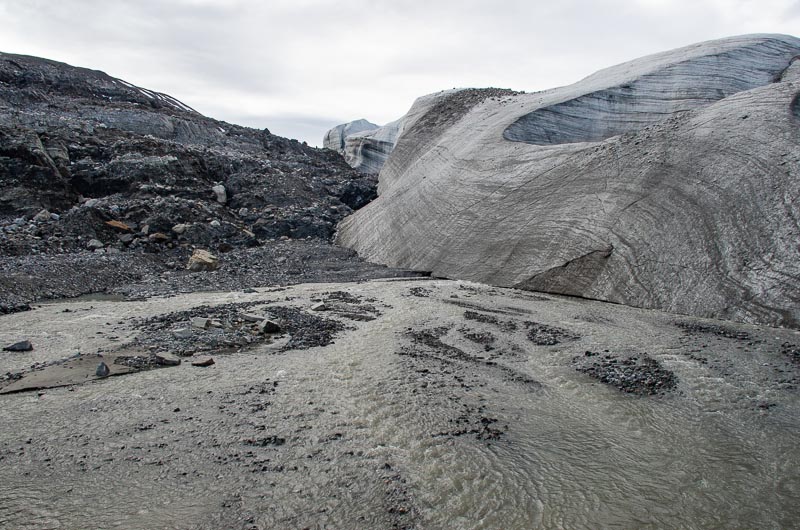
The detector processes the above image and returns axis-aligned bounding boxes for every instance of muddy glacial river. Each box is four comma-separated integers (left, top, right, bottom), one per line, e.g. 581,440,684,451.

1,279,798,529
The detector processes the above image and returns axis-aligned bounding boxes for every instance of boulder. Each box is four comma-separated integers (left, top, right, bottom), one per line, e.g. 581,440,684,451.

95,362,110,377
191,356,215,367
337,34,800,328
191,317,210,329
241,313,266,322
212,184,227,204
186,249,219,271
173,328,193,338
257,319,281,334
86,239,104,250
154,352,181,366
3,340,33,352
33,209,51,222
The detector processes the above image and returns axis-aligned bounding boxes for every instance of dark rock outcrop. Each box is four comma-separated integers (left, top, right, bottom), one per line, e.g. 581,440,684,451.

0,52,424,311
0,52,378,256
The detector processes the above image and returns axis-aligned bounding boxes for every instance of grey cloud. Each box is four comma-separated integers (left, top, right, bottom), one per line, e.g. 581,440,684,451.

0,0,796,147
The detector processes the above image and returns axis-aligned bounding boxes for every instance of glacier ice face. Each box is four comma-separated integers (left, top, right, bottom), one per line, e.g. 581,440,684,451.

322,119,379,154
337,34,800,328
323,89,483,174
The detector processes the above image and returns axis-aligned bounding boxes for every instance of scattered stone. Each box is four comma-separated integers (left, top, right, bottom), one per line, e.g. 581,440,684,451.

212,184,227,204
210,220,221,228
33,209,51,222
676,321,751,340
191,317,210,330
209,319,223,328
574,351,677,395
96,362,110,377
3,340,33,352
463,310,517,331
172,223,189,234
191,357,215,367
154,352,181,366
524,321,577,346
173,328,193,339
257,319,282,334
781,342,800,364
243,435,285,447
186,249,219,271
311,302,327,311
86,239,104,250
105,220,132,232
148,232,170,243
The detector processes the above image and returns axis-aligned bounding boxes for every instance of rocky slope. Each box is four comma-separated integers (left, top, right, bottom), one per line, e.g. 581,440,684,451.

0,52,415,311
336,34,800,328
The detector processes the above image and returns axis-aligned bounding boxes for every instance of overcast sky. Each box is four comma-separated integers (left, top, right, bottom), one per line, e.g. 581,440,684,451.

0,0,798,145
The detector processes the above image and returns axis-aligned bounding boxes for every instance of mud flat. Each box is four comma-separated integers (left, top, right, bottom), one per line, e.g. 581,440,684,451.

1,279,799,529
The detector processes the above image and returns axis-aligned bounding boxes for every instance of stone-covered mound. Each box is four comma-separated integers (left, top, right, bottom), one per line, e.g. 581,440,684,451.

0,52,379,253
0,52,420,310
336,34,800,328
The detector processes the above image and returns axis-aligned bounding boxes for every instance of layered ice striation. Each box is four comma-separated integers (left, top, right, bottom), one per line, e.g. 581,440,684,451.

337,34,800,328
